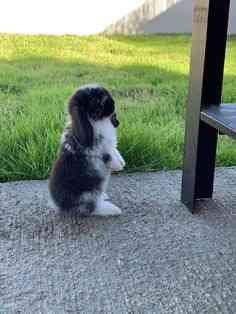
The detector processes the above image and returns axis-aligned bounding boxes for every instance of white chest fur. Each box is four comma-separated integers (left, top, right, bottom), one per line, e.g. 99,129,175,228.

92,117,125,172
92,117,117,149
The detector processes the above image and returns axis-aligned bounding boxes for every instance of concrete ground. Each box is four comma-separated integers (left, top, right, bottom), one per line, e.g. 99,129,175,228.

1,167,236,313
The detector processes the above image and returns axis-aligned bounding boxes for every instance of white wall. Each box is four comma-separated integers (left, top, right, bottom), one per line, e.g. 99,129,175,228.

143,0,236,34
0,0,145,35
106,0,236,35
105,0,181,34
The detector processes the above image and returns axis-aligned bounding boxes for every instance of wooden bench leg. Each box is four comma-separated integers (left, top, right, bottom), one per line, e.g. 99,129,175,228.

194,121,218,200
181,120,218,211
181,0,230,212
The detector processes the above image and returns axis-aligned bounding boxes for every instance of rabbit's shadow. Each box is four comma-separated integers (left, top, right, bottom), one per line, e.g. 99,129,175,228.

13,201,120,242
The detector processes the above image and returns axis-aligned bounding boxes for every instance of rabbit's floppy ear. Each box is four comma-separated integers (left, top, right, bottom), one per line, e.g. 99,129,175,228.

69,92,94,147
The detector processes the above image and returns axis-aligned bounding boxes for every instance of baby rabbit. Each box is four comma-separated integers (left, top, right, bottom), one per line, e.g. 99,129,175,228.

49,84,125,216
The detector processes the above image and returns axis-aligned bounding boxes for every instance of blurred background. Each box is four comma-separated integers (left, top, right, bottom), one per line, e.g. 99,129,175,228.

1,0,235,36
0,0,235,181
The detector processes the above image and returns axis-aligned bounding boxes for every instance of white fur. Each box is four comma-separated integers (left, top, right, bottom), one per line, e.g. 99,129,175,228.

90,116,125,215
110,148,126,171
91,117,117,147
92,197,122,216
102,192,109,200
91,117,126,172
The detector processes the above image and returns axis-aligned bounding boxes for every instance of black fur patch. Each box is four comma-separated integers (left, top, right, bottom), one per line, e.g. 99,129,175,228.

111,113,119,128
49,149,102,211
102,153,111,164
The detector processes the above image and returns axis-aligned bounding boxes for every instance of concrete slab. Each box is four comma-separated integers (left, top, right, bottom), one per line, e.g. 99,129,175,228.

1,167,236,313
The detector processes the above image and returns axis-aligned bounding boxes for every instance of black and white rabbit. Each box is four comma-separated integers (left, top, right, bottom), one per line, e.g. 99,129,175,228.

49,84,125,216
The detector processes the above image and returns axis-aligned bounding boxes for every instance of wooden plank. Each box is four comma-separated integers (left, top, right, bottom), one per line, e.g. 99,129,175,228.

201,104,236,139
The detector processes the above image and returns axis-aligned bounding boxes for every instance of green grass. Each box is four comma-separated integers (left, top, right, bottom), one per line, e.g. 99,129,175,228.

0,34,236,181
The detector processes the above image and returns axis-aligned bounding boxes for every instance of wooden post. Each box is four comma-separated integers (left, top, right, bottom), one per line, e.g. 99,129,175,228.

181,0,230,211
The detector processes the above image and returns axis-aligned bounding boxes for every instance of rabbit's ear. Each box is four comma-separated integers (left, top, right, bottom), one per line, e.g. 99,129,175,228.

71,106,94,147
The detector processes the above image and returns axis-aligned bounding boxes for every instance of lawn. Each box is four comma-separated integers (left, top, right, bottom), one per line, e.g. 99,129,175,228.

0,34,236,182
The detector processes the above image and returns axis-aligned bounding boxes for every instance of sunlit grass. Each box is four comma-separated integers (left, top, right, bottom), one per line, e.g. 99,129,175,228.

0,34,235,181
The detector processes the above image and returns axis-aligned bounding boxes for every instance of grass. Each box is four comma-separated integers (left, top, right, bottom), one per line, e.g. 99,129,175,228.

0,34,236,182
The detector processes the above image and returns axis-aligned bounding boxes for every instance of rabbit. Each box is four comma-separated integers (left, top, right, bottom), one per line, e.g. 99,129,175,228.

49,84,125,216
